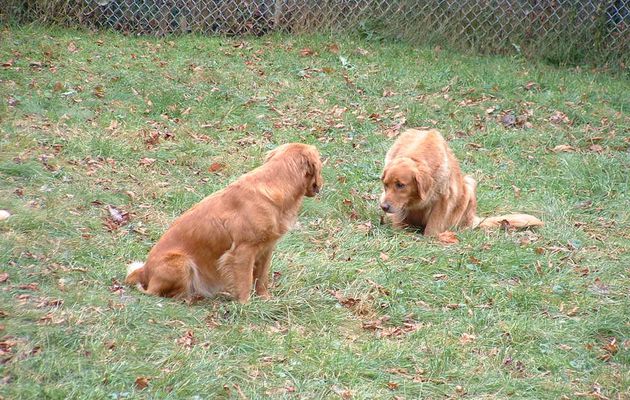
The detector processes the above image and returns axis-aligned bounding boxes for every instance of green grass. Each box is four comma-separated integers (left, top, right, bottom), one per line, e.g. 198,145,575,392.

1,25,629,399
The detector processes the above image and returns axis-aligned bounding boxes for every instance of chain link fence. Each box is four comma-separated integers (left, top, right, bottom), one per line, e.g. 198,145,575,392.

3,1,629,65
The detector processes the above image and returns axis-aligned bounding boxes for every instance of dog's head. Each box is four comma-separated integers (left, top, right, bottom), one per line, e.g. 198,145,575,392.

380,157,433,214
265,143,323,197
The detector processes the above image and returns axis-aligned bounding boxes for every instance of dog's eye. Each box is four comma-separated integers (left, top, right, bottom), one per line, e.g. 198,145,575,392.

395,182,406,190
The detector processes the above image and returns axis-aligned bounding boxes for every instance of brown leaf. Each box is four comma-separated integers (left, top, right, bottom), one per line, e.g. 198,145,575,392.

138,157,156,166
18,283,39,291
379,252,389,262
176,330,196,349
327,43,340,54
0,273,8,283
380,320,421,338
67,41,78,53
135,376,150,390
588,144,604,153
93,85,105,98
459,333,476,345
382,89,395,97
602,337,618,355
512,185,522,198
386,382,399,390
2,59,14,68
385,117,406,138
356,221,373,234
53,81,64,92
549,111,571,125
299,48,315,57
208,162,225,173
362,315,390,331
523,81,539,91
437,231,459,245
331,385,353,399
329,290,361,309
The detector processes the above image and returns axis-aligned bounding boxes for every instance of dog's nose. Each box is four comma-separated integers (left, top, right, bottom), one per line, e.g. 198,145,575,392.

380,203,391,213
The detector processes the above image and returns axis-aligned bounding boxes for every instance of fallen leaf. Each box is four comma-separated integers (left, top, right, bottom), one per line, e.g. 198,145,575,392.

437,231,459,245
552,144,576,153
386,382,399,390
135,376,150,390
382,89,395,97
67,41,78,53
385,117,406,138
331,385,353,399
7,96,20,107
588,144,604,153
106,205,129,225
327,43,340,54
53,81,64,92
500,113,516,127
208,162,225,173
18,283,39,291
602,337,618,355
459,333,476,345
176,330,196,349
523,81,539,90
379,252,389,261
549,111,571,125
93,85,105,98
299,47,315,56
512,185,521,198
329,290,361,309
361,315,391,331
0,273,8,283
138,157,156,166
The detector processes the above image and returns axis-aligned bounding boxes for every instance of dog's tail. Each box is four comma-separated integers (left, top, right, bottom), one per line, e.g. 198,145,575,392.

473,213,544,230
125,261,147,291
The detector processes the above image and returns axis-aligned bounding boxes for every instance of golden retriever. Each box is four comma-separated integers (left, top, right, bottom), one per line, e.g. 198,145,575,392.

125,143,323,303
380,128,542,235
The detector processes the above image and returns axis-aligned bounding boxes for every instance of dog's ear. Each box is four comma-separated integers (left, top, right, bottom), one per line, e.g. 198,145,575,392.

415,167,434,199
303,147,323,196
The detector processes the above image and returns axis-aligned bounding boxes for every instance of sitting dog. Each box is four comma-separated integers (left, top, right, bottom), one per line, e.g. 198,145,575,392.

380,128,542,235
125,143,323,303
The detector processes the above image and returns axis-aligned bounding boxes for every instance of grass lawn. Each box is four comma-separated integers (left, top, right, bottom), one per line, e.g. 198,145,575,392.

0,24,629,399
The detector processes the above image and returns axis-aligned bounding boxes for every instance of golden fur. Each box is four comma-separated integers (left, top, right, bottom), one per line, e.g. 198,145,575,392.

380,128,542,235
125,143,323,303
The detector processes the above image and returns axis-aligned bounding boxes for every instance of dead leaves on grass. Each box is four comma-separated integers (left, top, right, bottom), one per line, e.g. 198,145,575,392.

176,330,196,349
437,231,459,245
104,205,131,231
134,376,150,390
361,315,422,338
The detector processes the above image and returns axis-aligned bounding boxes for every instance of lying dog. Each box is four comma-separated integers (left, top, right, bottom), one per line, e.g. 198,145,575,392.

380,128,542,235
125,143,323,303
